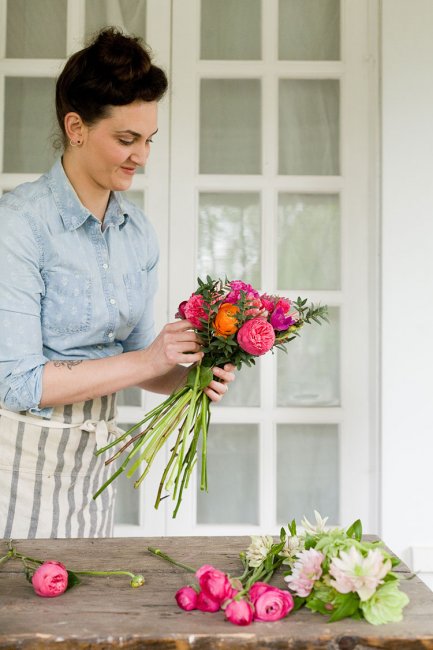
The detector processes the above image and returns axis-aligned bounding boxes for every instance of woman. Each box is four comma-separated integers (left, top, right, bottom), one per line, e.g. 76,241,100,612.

0,28,234,539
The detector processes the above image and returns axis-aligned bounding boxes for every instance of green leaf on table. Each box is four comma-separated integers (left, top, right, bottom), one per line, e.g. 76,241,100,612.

66,570,81,591
328,592,360,622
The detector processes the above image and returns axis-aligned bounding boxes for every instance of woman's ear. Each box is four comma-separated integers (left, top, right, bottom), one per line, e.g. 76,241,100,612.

64,112,86,147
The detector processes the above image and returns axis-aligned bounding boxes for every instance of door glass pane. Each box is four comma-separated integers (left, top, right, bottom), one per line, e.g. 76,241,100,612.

3,78,57,173
279,80,339,175
85,0,147,41
279,0,340,61
201,0,261,60
6,0,67,58
197,424,259,524
277,193,340,290
277,423,339,524
198,192,261,286
277,306,340,406
113,422,140,525
200,79,261,174
221,363,260,408
124,190,145,211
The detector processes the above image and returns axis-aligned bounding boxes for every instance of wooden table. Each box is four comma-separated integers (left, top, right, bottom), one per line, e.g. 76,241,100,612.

1,536,433,649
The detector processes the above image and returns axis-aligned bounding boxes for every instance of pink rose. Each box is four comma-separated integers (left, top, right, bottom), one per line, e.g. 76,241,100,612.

248,581,275,603
31,560,68,598
175,586,198,611
196,564,233,604
252,587,294,622
225,598,254,626
237,318,275,356
196,590,220,612
183,294,207,330
260,294,277,313
226,281,259,304
275,297,291,313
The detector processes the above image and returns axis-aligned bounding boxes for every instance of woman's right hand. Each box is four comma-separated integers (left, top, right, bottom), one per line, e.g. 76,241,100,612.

143,319,204,379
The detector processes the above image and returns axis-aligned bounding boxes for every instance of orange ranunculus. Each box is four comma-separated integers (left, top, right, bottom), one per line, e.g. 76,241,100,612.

213,303,240,337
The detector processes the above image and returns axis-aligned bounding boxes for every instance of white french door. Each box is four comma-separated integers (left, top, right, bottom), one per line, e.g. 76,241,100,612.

0,0,379,538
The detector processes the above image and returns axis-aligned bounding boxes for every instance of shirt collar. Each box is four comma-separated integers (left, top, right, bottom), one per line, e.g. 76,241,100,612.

46,158,130,231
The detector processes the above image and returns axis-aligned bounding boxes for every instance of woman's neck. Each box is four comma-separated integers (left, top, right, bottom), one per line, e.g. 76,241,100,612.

61,152,110,222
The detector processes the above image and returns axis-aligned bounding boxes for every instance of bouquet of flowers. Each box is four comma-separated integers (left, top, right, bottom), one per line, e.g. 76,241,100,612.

149,512,410,626
93,277,328,516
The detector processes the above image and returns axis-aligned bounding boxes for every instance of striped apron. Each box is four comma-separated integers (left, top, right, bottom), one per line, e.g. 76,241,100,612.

0,394,120,539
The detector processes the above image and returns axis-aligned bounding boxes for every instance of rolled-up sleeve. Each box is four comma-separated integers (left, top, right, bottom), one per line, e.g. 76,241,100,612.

0,205,50,413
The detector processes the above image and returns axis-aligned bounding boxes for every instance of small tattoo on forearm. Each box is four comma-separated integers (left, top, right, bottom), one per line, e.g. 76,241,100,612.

53,360,83,371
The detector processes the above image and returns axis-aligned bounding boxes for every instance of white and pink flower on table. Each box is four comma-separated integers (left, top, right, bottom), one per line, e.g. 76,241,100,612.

149,511,410,627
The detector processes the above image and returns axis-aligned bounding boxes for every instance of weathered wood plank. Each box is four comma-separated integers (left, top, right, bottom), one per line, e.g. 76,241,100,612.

0,537,432,649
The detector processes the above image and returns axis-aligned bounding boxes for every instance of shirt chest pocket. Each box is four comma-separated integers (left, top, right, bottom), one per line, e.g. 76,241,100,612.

123,270,148,328
41,270,93,334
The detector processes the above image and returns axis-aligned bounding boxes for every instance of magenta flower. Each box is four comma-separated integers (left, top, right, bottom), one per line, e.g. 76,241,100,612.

196,564,233,604
237,318,275,356
252,587,294,622
182,294,207,330
196,590,221,612
284,548,324,598
175,586,198,611
175,300,188,319
225,598,254,626
225,280,260,304
270,306,297,331
31,561,68,598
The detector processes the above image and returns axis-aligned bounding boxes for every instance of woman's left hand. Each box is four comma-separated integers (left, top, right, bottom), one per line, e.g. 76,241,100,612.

203,363,236,402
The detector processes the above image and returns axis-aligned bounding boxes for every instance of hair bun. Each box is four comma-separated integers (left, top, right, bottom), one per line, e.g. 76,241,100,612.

92,27,152,82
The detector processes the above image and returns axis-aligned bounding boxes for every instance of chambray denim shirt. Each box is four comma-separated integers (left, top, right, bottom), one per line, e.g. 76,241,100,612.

0,158,159,417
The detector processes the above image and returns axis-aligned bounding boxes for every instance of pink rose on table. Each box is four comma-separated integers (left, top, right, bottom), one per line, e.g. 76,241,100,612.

31,560,68,598
225,598,254,626
248,581,275,603
250,585,294,622
237,318,275,356
181,294,207,329
196,564,233,603
196,590,220,612
175,586,198,611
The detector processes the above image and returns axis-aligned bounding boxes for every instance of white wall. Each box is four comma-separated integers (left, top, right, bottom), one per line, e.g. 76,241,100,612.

381,0,433,589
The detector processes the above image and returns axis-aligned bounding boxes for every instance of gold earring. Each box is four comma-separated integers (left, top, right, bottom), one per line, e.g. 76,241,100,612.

69,139,82,147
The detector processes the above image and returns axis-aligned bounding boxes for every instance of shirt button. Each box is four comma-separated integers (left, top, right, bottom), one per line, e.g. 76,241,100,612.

109,298,116,305
108,332,114,338
102,263,109,270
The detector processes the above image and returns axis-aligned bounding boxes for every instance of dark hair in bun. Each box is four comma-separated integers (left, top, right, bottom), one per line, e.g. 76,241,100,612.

56,27,167,145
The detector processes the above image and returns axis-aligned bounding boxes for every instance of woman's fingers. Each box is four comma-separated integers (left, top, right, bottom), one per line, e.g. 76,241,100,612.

203,364,236,402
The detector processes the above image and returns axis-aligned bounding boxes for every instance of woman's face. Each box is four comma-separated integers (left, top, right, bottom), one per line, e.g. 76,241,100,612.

80,100,158,192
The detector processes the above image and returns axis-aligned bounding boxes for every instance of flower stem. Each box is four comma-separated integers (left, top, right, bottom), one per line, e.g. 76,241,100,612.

0,552,12,568
148,547,196,573
73,569,135,578
174,366,201,498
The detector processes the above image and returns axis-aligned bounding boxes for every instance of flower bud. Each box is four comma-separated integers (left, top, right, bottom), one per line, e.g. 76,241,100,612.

130,574,145,588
